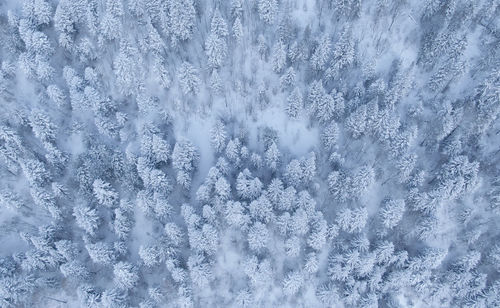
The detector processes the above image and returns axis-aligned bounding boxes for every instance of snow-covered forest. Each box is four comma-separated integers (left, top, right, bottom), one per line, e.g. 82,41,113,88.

0,0,499,307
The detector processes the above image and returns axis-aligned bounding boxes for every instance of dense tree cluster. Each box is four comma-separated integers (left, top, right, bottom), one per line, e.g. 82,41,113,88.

0,0,499,307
